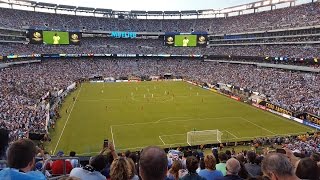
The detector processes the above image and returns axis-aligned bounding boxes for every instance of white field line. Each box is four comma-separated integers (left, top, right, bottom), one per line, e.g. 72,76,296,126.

159,136,166,145
81,94,215,103
53,84,82,154
225,130,239,139
76,131,309,155
111,126,116,149
155,117,190,123
160,133,186,137
240,117,276,135
111,116,240,127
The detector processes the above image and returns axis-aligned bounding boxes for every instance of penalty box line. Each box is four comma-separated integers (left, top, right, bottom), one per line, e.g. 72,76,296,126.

110,116,243,149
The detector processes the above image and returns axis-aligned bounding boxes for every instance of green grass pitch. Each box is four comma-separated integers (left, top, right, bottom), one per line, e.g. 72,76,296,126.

45,81,314,155
43,31,69,45
174,35,197,47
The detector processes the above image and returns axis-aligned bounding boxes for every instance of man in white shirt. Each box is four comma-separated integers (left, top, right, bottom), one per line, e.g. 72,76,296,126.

69,155,106,180
182,37,189,47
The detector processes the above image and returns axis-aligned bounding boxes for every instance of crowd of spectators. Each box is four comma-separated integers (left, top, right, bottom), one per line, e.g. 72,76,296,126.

0,59,319,141
1,136,320,179
1,40,320,59
0,2,319,34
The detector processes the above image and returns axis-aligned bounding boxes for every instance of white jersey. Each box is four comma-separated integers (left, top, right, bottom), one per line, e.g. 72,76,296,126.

183,38,189,47
53,35,60,44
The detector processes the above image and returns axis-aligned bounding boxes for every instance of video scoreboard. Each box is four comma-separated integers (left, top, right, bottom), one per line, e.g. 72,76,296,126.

164,32,208,47
27,30,81,45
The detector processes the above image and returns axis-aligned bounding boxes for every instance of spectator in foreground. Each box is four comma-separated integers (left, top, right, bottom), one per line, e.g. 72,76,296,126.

139,146,168,180
216,152,228,176
261,153,299,180
199,155,223,180
0,139,46,179
180,156,206,180
69,155,107,180
68,151,80,168
127,158,139,180
295,157,320,180
110,157,130,180
216,158,243,180
167,160,183,180
51,151,73,175
244,151,261,177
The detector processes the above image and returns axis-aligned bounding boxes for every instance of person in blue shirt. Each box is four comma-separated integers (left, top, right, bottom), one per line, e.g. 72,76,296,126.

0,138,46,180
199,155,223,180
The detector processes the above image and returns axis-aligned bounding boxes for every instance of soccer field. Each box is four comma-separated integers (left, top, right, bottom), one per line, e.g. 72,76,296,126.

46,81,314,155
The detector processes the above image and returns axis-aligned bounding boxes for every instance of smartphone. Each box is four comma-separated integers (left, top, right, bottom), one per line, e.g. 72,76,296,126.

103,139,108,148
276,148,286,154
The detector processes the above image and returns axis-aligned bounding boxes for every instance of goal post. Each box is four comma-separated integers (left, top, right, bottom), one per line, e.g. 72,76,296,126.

187,129,223,146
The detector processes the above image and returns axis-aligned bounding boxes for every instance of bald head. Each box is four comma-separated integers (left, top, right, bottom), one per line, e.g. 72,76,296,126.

262,153,295,178
139,146,168,180
226,158,241,175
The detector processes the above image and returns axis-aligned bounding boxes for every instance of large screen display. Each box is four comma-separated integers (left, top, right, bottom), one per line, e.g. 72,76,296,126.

27,30,81,45
174,35,197,47
43,31,69,45
164,33,207,47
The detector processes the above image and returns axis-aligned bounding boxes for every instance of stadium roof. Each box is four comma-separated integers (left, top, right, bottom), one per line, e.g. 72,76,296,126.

0,0,297,18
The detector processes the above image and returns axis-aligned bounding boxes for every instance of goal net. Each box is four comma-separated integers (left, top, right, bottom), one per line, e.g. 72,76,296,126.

187,130,223,146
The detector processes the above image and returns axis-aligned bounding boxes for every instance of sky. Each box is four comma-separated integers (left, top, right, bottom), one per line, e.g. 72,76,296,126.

31,0,312,11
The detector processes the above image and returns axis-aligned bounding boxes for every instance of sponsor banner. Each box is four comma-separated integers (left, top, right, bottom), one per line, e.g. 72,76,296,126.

115,54,137,57
90,80,104,83
6,55,18,59
267,109,303,124
259,101,294,116
116,80,129,83
111,31,137,39
42,54,61,58
297,113,320,126
303,121,320,129
252,103,266,110
67,82,76,90
210,89,217,93
66,54,81,57
230,96,240,101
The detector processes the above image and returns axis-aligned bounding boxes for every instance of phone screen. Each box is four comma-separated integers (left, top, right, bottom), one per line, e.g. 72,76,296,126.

103,139,108,148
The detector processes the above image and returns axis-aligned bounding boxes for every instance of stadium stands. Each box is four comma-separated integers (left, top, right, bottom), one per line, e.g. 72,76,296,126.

0,59,319,141
0,3,319,33
0,1,320,179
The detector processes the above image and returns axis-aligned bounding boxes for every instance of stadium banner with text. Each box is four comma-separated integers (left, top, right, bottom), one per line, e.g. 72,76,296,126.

27,29,43,44
258,101,294,116
164,32,208,47
43,31,70,45
111,31,137,38
296,113,320,126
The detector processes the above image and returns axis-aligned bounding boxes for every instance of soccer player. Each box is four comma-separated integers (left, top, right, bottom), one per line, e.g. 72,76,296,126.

53,33,60,45
182,37,189,47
